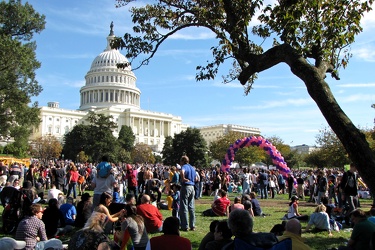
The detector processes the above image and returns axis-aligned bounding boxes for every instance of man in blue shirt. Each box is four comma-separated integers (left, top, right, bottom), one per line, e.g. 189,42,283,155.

179,155,196,231
60,197,77,225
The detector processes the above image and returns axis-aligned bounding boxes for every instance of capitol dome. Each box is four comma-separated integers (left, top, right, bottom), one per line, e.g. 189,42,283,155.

79,23,141,111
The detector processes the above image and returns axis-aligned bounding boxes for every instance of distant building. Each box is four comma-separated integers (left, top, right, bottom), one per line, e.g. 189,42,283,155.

31,24,188,153
198,124,261,147
291,144,318,154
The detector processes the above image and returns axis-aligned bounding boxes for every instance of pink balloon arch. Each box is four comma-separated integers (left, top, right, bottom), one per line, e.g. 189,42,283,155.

221,136,291,177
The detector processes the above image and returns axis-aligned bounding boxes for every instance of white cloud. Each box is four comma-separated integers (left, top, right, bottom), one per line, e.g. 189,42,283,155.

337,83,375,88
234,98,313,110
362,9,375,31
339,93,375,103
170,30,216,40
352,46,375,62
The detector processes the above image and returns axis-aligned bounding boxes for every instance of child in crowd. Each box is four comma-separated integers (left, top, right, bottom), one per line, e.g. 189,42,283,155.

237,182,243,193
171,183,181,218
113,186,121,203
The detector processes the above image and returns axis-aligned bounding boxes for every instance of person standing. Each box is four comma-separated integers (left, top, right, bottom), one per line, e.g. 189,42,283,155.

317,170,328,204
287,173,295,199
307,170,316,202
0,161,8,186
53,164,66,192
258,169,269,199
91,166,117,209
67,163,79,199
340,163,358,214
179,155,196,231
296,175,305,200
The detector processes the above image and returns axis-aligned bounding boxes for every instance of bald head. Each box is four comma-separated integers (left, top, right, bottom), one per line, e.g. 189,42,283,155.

141,194,151,204
285,219,301,236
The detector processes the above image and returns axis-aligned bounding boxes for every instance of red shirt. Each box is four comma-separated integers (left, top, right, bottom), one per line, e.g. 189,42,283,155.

137,203,163,233
212,196,231,216
70,170,79,182
150,234,191,250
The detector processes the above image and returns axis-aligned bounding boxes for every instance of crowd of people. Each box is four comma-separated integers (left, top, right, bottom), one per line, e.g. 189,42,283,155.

0,156,375,250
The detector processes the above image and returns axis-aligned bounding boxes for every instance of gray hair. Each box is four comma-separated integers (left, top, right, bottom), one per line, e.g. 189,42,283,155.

228,209,253,237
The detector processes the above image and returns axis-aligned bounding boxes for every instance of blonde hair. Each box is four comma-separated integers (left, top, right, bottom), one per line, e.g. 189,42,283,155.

315,204,326,213
84,212,106,232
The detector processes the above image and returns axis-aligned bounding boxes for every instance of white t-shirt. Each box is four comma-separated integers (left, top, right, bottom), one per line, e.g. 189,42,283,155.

92,175,116,195
47,188,62,201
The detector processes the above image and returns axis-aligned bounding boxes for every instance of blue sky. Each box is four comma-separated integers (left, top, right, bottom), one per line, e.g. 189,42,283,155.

28,0,375,147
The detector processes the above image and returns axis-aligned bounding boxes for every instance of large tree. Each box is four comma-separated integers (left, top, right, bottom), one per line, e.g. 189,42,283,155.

117,125,135,151
114,0,375,194
0,0,45,156
63,112,120,162
164,127,208,167
31,136,63,163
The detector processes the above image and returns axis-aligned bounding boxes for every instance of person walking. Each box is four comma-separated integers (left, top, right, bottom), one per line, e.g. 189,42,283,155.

179,155,196,231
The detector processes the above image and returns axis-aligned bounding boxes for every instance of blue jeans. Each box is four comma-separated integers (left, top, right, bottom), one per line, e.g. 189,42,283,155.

67,182,77,199
260,184,268,199
179,185,195,230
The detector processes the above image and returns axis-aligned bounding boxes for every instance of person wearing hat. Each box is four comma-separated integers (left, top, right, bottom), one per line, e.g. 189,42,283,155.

75,192,93,228
0,237,26,250
286,196,308,221
15,203,48,250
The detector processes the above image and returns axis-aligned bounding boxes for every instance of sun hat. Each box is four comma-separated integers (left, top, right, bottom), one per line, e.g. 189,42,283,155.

0,237,26,250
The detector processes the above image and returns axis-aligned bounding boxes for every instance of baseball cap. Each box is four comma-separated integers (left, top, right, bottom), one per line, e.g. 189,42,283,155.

0,237,26,250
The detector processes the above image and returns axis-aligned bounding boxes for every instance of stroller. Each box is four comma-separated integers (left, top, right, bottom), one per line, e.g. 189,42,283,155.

1,186,22,234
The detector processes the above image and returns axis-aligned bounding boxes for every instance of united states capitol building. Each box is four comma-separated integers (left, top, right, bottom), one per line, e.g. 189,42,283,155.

31,24,260,152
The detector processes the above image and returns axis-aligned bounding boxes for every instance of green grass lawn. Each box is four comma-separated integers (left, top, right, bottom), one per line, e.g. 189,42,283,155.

1,192,372,250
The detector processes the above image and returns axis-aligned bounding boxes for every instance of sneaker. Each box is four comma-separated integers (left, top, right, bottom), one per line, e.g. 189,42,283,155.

190,227,196,231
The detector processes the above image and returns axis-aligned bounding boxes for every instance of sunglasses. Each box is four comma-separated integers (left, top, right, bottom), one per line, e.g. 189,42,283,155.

38,210,44,214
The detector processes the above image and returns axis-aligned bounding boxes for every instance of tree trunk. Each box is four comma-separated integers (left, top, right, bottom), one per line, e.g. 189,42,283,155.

286,50,375,202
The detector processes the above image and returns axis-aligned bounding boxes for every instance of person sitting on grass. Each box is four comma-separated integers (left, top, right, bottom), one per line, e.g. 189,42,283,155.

285,195,308,221
249,192,265,216
137,194,163,233
198,220,219,250
222,209,278,249
278,219,311,250
304,204,333,236
338,209,375,250
68,212,117,250
203,189,231,217
205,219,233,250
75,193,93,228
95,191,126,234
115,204,148,250
149,216,191,250
229,196,244,213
